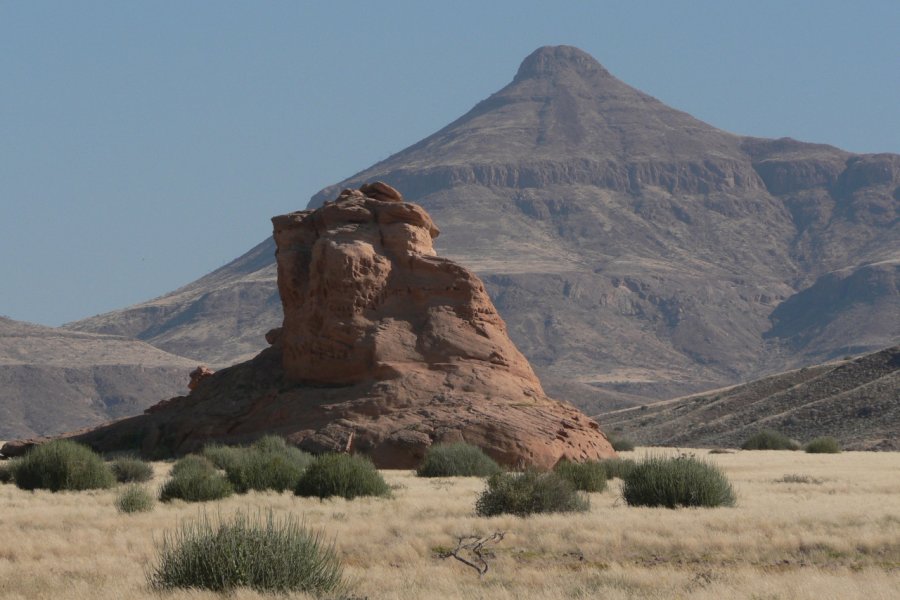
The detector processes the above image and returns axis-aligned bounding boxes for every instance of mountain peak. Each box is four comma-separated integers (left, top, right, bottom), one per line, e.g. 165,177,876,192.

514,45,611,82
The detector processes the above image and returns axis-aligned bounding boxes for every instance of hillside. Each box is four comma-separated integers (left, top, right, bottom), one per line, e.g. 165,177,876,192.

68,45,900,414
0,317,197,439
599,345,900,450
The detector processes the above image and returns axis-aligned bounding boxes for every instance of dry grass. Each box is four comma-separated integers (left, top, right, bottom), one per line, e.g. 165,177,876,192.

1,449,898,599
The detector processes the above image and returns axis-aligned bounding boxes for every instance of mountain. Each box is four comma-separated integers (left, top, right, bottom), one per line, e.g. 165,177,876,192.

0,316,197,440
598,345,900,451
68,45,900,415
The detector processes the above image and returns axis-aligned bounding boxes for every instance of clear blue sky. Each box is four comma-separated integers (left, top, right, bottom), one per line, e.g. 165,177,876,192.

2,1,898,326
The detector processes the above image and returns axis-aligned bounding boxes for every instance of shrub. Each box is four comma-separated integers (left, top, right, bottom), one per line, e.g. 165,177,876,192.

475,470,589,517
148,510,343,594
12,440,115,491
622,454,736,508
805,437,842,454
741,429,800,450
225,441,313,494
116,484,154,513
0,462,13,484
295,453,390,500
553,460,608,492
160,455,233,503
599,457,637,479
416,443,502,478
201,444,243,471
608,436,636,452
110,457,154,483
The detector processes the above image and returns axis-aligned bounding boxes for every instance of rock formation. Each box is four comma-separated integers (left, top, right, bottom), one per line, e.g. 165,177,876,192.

5,184,614,467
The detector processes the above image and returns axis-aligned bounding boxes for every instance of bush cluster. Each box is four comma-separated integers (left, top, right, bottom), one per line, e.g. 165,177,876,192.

608,436,636,452
553,460,608,492
160,455,233,503
148,510,343,594
116,484,155,513
475,470,589,517
110,457,154,483
11,440,115,491
295,453,390,500
622,454,736,508
741,430,800,451
804,437,842,454
599,457,637,479
416,443,501,478
212,437,314,493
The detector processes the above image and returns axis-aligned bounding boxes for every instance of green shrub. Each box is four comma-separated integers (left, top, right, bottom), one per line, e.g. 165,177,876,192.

416,443,502,478
116,484,154,513
295,453,390,500
553,460,608,492
608,436,636,452
225,441,313,494
201,443,244,471
741,429,800,450
160,456,233,503
475,470,589,517
622,454,736,508
599,457,637,479
0,462,13,484
110,457,154,483
804,437,842,454
148,510,343,594
12,440,115,491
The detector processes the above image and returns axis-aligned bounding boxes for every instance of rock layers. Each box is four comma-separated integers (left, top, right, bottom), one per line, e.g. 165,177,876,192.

7,184,614,467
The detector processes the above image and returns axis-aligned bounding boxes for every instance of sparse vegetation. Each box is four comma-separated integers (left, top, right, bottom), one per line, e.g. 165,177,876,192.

741,429,800,451
295,453,390,500
11,440,115,491
475,470,589,517
805,436,842,454
115,484,154,513
159,455,233,503
416,442,502,478
110,456,154,483
622,454,736,508
218,436,313,493
608,435,636,452
148,510,343,594
776,473,824,484
553,460,608,492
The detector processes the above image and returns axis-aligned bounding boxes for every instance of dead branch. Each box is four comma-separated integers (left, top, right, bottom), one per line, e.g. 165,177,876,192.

438,532,505,578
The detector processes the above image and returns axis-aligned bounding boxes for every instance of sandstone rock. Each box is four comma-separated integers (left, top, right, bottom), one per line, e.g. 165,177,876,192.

18,184,614,468
188,365,215,390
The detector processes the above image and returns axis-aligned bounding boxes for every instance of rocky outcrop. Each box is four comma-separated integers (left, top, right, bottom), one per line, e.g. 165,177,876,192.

12,184,614,467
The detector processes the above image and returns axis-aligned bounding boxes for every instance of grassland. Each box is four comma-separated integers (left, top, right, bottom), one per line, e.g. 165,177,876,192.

1,448,898,599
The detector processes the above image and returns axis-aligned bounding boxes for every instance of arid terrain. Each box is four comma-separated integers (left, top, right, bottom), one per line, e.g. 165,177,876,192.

1,448,898,600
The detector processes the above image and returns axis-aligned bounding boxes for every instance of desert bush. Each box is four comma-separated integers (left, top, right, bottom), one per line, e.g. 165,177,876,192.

12,440,115,491
776,473,824,484
622,454,736,508
160,455,232,503
0,462,13,484
599,457,637,479
805,437,842,454
553,460,608,492
294,453,390,500
475,470,589,517
148,510,343,594
416,442,502,478
201,443,244,471
741,429,800,451
116,484,154,513
608,436,636,452
224,439,313,493
110,456,154,483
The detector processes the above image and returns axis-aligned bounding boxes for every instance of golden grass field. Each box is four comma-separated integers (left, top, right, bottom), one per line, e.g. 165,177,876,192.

1,447,898,599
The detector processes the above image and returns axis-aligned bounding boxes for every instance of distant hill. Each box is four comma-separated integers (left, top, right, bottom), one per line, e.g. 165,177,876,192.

0,317,197,439
599,346,900,451
68,45,899,414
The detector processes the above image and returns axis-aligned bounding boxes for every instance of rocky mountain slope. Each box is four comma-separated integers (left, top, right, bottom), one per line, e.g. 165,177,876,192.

0,317,197,439
598,345,900,451
68,45,900,415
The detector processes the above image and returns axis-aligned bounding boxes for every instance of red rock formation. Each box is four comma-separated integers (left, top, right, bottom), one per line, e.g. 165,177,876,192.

5,183,615,467
188,365,215,391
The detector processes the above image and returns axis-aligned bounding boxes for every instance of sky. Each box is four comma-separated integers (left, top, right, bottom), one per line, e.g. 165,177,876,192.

2,1,898,327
